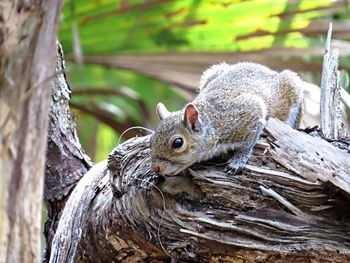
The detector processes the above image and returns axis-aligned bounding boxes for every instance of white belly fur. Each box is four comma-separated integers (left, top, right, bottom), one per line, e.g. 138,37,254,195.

199,142,242,162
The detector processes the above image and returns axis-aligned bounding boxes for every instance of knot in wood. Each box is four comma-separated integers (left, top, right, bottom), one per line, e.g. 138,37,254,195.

108,135,158,198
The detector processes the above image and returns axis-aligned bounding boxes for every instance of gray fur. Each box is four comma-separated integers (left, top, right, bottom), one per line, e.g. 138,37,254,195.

150,62,304,175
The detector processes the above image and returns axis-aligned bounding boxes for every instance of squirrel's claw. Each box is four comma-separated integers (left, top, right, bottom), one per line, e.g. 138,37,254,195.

224,162,244,175
224,146,252,175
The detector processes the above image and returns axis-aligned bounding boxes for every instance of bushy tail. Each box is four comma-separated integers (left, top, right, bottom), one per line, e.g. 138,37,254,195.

199,62,229,91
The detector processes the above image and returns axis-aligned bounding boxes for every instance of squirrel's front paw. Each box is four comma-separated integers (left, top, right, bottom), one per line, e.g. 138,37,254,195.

224,161,246,175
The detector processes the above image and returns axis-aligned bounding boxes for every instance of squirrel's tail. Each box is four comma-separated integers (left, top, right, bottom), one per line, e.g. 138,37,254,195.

199,62,229,91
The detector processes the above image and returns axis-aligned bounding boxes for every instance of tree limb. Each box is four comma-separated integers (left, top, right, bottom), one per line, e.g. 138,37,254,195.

49,118,350,262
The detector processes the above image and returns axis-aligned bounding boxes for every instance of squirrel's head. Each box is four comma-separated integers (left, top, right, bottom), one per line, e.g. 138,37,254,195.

150,102,202,175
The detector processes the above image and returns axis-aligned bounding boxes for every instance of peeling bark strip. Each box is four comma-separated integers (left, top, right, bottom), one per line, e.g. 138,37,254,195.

0,1,63,263
320,23,347,139
49,119,350,262
265,119,350,194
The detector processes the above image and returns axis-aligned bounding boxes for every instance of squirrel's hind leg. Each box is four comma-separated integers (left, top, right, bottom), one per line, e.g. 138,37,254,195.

224,95,267,175
285,103,303,128
224,148,251,175
224,122,264,175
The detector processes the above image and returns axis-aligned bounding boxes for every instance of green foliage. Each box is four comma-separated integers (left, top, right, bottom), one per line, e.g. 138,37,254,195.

60,0,338,54
59,0,350,161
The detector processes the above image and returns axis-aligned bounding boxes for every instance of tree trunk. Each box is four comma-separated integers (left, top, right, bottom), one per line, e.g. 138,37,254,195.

0,1,63,262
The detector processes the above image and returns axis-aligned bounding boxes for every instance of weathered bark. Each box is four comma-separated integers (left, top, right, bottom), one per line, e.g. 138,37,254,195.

43,43,93,261
320,23,347,140
0,1,63,263
47,117,350,262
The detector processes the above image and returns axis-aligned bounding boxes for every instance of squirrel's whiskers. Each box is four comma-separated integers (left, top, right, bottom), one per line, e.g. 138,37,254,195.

117,126,154,145
133,177,180,261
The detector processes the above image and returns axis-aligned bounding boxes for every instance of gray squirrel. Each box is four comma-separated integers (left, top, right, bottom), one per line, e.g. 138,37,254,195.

150,62,303,175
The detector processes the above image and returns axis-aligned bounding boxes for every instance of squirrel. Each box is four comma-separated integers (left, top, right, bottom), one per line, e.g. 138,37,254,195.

150,62,303,175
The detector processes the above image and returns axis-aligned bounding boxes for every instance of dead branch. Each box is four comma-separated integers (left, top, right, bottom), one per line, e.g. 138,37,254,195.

320,23,347,139
48,118,350,262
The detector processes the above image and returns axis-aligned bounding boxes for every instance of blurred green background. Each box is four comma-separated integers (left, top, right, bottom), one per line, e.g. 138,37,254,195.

59,0,350,162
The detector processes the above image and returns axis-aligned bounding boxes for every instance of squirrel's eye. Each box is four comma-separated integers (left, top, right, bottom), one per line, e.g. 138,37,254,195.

172,137,183,149
170,135,186,153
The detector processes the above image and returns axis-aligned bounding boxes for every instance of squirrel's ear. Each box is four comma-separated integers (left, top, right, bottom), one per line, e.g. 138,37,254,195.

156,102,170,120
183,103,200,132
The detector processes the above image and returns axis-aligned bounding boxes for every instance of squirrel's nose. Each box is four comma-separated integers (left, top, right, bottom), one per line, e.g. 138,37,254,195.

151,162,162,173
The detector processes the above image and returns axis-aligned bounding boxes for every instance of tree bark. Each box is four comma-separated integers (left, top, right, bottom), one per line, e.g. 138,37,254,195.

43,43,93,262
0,1,63,262
320,23,347,140
47,115,350,262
